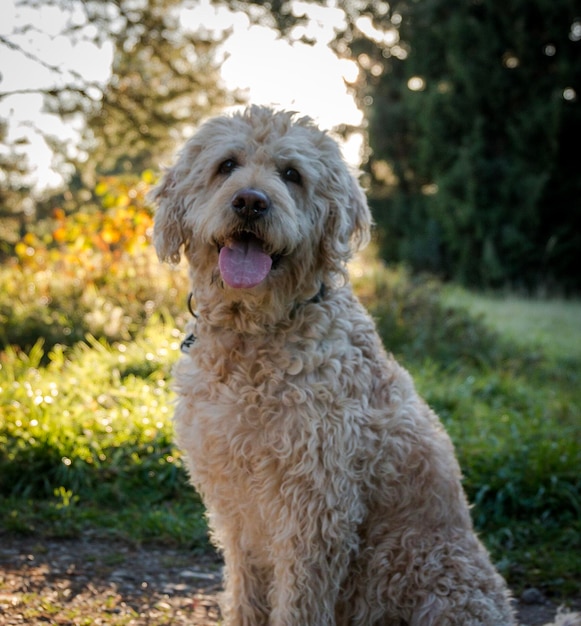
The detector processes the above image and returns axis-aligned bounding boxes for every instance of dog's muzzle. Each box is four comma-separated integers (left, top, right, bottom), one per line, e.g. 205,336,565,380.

217,188,274,289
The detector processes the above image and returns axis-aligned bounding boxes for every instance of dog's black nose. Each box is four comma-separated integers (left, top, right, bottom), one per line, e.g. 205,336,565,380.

231,188,271,220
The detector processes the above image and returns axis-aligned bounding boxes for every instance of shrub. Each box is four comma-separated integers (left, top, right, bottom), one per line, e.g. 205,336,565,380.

0,172,190,352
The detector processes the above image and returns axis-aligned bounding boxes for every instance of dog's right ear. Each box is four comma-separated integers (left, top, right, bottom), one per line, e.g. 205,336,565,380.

149,168,187,264
150,133,208,263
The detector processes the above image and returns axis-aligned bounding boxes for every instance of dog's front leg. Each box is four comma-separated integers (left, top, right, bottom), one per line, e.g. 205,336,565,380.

268,548,344,626
218,532,271,626
266,516,357,626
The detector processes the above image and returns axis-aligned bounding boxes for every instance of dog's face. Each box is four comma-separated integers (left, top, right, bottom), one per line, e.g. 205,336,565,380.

151,106,371,311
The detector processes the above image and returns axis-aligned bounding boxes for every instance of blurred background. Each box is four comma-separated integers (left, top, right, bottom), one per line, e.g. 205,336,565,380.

1,0,580,291
0,0,580,618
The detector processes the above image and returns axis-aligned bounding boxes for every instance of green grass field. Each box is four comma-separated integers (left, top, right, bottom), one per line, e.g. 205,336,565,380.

1,255,579,597
443,286,581,361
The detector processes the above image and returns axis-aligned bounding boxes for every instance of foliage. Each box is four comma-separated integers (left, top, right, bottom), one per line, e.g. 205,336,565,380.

0,172,197,542
0,120,33,252
72,0,235,179
16,173,155,271
352,259,506,368
415,357,580,593
0,173,189,352
0,329,208,548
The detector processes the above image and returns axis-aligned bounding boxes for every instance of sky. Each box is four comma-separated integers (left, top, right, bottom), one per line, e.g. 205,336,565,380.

0,0,363,191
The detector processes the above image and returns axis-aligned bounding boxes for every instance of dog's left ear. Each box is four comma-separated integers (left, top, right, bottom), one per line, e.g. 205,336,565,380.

321,164,372,273
345,172,372,253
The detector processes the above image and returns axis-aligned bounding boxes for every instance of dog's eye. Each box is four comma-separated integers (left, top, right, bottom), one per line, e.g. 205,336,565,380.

218,159,238,176
282,167,302,185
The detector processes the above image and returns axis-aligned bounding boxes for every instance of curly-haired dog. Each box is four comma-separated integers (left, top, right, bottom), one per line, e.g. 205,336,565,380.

151,106,515,625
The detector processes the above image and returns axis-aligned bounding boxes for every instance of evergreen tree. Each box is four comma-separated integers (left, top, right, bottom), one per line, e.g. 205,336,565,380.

361,0,581,290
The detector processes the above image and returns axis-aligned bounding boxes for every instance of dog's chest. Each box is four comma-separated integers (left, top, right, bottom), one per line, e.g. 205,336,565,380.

172,320,380,490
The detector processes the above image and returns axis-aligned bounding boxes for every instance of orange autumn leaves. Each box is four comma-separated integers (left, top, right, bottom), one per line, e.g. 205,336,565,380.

14,171,157,278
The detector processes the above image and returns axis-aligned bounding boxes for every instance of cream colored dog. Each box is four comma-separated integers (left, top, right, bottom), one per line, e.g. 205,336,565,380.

151,106,515,625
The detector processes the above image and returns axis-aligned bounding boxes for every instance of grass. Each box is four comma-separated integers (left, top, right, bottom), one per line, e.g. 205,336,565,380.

442,286,581,361
1,250,580,598
0,315,209,549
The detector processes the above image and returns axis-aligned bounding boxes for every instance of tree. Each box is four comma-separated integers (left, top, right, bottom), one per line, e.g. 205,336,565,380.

0,0,233,190
0,121,31,254
358,0,581,290
73,0,234,182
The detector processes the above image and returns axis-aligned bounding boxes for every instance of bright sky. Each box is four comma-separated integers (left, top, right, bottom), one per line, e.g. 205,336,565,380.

0,0,363,191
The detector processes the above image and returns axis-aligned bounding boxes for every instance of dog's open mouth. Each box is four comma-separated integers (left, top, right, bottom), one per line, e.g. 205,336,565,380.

218,232,273,289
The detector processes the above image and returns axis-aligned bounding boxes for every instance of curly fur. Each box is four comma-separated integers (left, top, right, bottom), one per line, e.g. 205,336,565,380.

151,106,515,625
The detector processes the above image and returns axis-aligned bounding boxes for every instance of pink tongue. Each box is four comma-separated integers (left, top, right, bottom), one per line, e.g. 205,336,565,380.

219,238,273,289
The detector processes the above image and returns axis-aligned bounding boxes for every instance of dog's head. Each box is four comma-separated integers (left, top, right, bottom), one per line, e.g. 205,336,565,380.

151,106,371,319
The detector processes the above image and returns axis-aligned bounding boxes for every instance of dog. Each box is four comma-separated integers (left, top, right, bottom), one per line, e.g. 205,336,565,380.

151,105,515,625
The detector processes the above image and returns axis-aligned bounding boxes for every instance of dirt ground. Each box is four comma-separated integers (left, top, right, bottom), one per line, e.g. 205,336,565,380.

0,536,579,625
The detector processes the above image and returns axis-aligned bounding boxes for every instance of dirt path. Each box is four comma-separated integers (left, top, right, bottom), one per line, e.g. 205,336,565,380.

0,536,221,625
0,536,579,625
